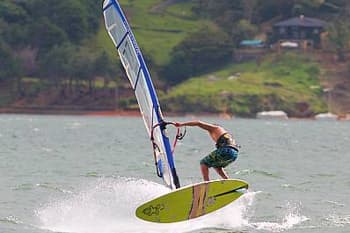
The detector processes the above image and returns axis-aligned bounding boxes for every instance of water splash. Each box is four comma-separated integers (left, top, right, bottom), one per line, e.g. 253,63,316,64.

0,215,23,225
35,177,165,233
249,202,309,232
36,183,73,194
35,177,255,233
323,200,345,207
323,214,350,227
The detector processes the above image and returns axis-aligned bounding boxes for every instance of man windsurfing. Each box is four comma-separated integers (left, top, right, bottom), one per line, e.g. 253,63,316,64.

175,120,239,181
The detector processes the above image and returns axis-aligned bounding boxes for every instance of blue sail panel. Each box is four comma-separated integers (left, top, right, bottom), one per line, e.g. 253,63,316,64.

102,0,179,189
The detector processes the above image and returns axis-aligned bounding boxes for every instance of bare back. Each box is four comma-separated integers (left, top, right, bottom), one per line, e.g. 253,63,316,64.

207,125,227,142
196,122,236,145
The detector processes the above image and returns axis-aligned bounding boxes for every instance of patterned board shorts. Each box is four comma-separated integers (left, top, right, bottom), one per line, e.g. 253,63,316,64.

200,147,238,168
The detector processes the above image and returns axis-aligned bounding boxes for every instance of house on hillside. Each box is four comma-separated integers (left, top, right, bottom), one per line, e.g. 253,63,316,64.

272,15,327,50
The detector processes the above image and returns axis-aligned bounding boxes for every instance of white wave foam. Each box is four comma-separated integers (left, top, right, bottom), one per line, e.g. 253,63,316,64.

249,201,309,232
176,190,257,232
324,214,350,227
36,177,167,233
36,183,73,194
324,200,345,207
1,215,23,225
35,177,256,233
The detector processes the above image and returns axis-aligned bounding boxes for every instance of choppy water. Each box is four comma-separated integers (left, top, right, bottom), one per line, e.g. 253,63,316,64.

1,114,350,233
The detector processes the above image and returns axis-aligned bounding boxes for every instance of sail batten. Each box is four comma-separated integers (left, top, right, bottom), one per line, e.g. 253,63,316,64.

103,0,179,189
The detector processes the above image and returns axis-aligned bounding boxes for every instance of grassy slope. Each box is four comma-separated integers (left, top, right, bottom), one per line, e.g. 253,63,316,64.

161,53,327,117
91,0,208,66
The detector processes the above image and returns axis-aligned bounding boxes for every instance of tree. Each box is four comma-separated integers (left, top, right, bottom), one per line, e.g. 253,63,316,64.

193,0,245,29
232,19,258,46
0,1,29,24
242,0,258,23
54,0,88,43
1,23,30,49
38,43,76,88
162,26,232,84
30,18,68,53
0,42,22,81
94,51,121,88
82,0,101,35
328,20,350,62
255,0,294,21
71,50,97,94
0,42,23,95
24,0,89,43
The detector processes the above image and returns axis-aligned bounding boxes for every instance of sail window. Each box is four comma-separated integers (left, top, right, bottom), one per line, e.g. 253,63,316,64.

104,7,127,46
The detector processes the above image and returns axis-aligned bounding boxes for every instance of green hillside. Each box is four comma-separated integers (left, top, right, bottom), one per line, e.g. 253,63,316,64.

92,0,210,66
1,0,349,116
160,53,327,117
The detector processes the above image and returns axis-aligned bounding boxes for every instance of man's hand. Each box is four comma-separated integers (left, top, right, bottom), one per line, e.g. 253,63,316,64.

174,122,182,127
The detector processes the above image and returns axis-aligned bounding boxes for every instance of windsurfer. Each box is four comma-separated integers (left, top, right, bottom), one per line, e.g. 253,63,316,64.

175,120,239,181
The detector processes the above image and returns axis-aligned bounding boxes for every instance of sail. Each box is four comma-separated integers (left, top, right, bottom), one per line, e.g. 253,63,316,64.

102,0,180,189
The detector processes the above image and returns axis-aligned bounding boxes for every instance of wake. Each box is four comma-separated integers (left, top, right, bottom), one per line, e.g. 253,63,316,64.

35,177,255,233
35,177,308,233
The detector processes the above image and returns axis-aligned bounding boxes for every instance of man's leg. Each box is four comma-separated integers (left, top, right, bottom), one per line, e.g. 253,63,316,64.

214,167,229,179
200,164,209,181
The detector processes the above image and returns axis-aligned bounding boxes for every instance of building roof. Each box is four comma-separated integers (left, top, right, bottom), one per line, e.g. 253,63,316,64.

239,40,263,46
274,15,326,28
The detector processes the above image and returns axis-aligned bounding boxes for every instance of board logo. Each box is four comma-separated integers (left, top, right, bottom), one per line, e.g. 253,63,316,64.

142,204,165,216
207,196,216,206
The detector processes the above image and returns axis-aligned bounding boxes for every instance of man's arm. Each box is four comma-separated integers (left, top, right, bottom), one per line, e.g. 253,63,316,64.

175,120,218,132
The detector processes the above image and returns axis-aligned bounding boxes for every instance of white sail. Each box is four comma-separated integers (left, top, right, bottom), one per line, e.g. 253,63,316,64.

102,0,180,189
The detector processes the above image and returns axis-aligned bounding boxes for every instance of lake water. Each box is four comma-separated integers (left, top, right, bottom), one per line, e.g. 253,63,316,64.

1,114,350,233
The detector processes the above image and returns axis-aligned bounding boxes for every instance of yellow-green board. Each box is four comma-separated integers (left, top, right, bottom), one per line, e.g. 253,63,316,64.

135,179,249,223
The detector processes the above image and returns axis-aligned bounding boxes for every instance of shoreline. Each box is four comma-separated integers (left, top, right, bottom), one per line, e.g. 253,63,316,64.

0,107,349,120
0,107,228,119
0,107,141,117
